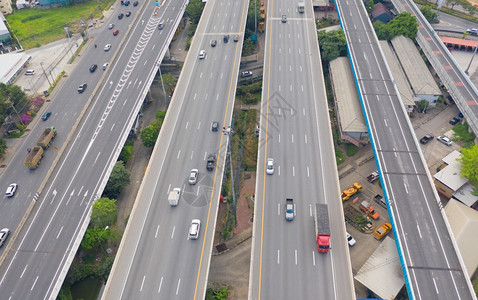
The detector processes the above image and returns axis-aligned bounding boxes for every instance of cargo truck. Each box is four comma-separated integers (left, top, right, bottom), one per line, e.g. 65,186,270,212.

298,2,304,13
168,188,181,206
374,222,392,240
24,146,44,169
314,204,330,253
36,126,56,149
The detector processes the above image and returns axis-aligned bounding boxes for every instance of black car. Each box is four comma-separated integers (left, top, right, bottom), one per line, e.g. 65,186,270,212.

223,35,229,43
41,111,51,121
211,40,217,47
78,83,87,93
118,13,124,19
211,121,219,131
89,64,97,72
133,1,138,6
420,134,434,144
449,117,460,125
126,11,131,17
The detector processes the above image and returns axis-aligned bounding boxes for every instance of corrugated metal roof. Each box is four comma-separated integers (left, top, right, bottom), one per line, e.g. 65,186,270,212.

329,57,367,133
440,36,478,48
391,35,441,96
434,150,468,192
0,53,30,84
379,40,415,107
355,237,404,299
445,199,478,277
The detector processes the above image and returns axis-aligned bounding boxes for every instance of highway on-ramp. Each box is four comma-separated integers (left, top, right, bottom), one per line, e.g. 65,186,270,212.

0,0,187,298
248,0,354,299
102,0,250,299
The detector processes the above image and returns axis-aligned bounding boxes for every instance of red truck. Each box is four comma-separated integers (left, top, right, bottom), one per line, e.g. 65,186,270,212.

314,204,330,253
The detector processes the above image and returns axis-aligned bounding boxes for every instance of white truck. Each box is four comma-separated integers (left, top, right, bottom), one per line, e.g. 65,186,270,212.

168,188,181,206
298,2,305,13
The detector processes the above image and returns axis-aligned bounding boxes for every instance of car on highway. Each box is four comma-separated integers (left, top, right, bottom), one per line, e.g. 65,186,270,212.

199,50,206,59
466,28,478,35
241,71,252,78
233,34,238,42
266,158,274,175
89,64,97,72
211,121,219,131
158,22,164,30
189,169,199,185
41,111,52,121
5,183,17,197
118,13,124,19
211,40,217,47
0,228,10,247
260,0,264,5
104,44,111,51
419,133,434,144
108,23,114,29
346,232,356,247
449,117,460,125
223,35,229,43
189,219,201,239
103,62,109,70
133,0,138,6
437,135,452,146
285,198,294,221
78,83,87,93
282,15,287,23
126,11,131,17
124,0,130,5
113,29,119,36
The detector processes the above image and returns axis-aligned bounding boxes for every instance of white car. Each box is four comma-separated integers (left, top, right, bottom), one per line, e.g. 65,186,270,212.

5,183,17,197
108,23,115,29
189,219,201,239
0,228,10,247
437,135,452,146
266,158,274,175
198,50,206,59
189,169,199,185
104,44,112,51
346,232,356,247
103,62,109,70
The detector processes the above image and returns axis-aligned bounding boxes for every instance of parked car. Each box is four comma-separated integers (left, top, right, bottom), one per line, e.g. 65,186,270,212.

104,44,112,51
211,40,217,47
126,11,131,17
449,117,460,125
118,13,124,19
108,23,115,29
0,228,10,247
437,135,453,146
466,28,478,35
89,64,97,72
113,29,119,36
189,169,199,185
241,71,253,78
41,111,52,121
78,83,87,93
189,219,201,239
5,183,17,197
346,232,356,247
266,158,274,175
420,133,434,144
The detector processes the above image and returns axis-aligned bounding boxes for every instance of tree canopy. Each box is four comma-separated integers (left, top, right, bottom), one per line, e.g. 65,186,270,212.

374,12,418,40
0,83,27,123
185,0,204,24
420,5,438,24
90,197,118,229
103,162,130,199
141,110,166,148
459,145,478,195
317,30,347,62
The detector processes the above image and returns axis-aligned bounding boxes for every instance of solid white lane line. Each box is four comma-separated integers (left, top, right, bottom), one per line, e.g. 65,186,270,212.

177,150,181,159
293,166,295,177
277,250,280,264
171,226,175,239
140,275,146,291
196,186,200,196
56,226,63,239
176,279,181,295
277,203,280,215
291,134,294,143
31,276,39,290
155,225,160,238
312,251,316,266
295,249,298,265
185,122,189,129
20,265,28,278
158,276,163,293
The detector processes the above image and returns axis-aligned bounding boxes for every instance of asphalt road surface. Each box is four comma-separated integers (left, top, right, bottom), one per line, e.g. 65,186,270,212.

248,0,355,299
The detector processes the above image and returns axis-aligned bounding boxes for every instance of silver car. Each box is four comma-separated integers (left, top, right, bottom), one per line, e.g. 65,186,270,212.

437,135,452,146
104,44,112,51
189,169,199,185
266,158,274,175
0,228,10,247
189,219,201,240
5,183,17,197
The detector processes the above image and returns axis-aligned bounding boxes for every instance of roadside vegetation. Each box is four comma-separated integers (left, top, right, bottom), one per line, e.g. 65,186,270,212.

415,0,478,22
458,145,478,196
452,123,476,148
6,0,115,49
373,12,418,40
185,0,205,50
206,285,230,300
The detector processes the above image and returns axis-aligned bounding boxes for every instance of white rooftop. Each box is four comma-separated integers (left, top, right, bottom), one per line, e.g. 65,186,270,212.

355,236,404,299
391,35,441,96
0,53,30,84
434,150,468,192
453,183,478,207
330,57,367,133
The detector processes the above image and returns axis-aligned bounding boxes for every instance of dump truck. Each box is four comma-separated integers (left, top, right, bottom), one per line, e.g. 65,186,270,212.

374,222,392,240
359,201,379,220
341,182,362,201
298,2,305,12
367,171,379,183
24,146,44,169
36,126,56,149
314,204,330,253
168,188,181,206
207,154,216,171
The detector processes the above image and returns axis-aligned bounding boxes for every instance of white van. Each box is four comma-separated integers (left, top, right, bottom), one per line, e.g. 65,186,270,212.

25,70,35,75
168,188,181,206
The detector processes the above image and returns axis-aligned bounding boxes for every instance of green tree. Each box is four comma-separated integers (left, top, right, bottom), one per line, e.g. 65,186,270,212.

185,0,204,24
459,145,478,195
104,161,130,199
96,257,115,281
81,227,110,251
246,0,261,32
417,100,429,113
141,124,159,147
119,139,134,163
420,5,438,23
91,197,118,229
0,138,6,158
373,21,390,40
66,263,96,285
387,12,418,39
446,0,468,10
365,0,375,13
317,30,347,62
161,73,178,95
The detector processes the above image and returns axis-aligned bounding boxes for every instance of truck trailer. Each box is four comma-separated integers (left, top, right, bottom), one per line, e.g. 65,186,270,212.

24,146,44,169
36,126,56,149
314,204,331,253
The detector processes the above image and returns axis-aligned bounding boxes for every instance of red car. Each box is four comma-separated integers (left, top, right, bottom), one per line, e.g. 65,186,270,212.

260,0,264,6
113,29,119,36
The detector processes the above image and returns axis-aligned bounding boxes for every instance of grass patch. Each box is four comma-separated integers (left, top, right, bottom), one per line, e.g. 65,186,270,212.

6,0,115,49
48,71,65,93
345,143,359,157
452,123,476,148
69,40,86,64
236,81,262,105
335,147,344,165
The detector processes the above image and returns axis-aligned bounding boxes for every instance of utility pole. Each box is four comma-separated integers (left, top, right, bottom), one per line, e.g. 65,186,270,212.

224,126,237,226
40,62,52,86
158,64,169,108
97,226,109,255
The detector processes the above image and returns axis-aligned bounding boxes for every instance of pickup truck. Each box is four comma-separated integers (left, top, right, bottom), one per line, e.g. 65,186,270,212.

285,198,294,221
366,171,379,183
359,201,379,220
374,222,392,240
